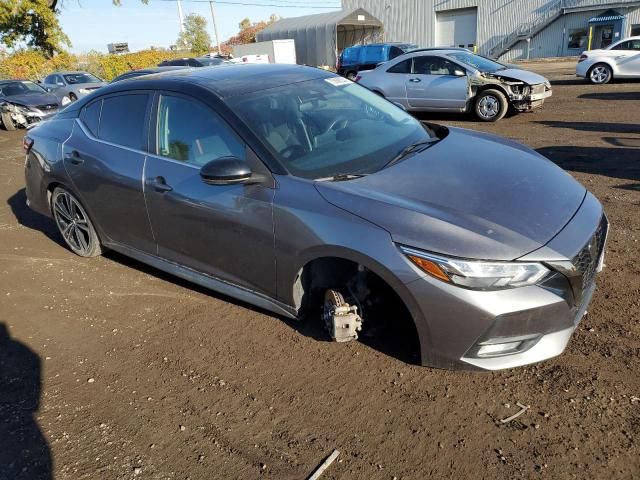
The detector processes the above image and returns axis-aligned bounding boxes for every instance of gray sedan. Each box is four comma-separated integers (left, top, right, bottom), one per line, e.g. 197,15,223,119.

41,71,106,102
356,49,552,121
24,64,605,370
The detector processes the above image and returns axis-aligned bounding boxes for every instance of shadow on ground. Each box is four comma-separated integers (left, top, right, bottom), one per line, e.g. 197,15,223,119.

579,91,640,101
537,145,640,182
535,120,640,134
7,189,62,246
0,323,52,480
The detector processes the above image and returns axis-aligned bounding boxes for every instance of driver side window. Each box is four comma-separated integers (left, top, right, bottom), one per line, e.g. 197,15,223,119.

156,94,245,167
413,56,460,75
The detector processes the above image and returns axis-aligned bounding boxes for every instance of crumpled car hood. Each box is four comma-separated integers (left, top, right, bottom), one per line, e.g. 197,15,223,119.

315,127,586,261
1,92,59,107
487,68,549,85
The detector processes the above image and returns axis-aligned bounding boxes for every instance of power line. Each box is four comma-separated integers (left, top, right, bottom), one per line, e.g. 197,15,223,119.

157,0,341,8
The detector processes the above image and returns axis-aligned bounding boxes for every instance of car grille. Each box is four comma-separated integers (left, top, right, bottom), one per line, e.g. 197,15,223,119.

571,215,608,298
37,104,59,111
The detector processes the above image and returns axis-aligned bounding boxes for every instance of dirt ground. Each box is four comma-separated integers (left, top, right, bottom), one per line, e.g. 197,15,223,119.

0,60,639,480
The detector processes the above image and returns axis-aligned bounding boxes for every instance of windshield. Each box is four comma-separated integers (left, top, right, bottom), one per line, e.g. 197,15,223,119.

229,77,436,179
63,73,102,84
0,81,46,97
198,57,225,66
447,52,506,73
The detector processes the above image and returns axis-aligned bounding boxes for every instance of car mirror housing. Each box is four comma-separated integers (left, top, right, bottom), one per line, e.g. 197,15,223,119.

453,69,467,77
200,156,253,185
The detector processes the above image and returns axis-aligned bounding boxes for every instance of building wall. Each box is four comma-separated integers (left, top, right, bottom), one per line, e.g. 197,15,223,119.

343,0,640,59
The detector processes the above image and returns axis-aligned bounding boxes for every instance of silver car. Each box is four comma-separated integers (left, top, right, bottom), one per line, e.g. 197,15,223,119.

24,64,605,371
356,49,552,122
41,71,106,102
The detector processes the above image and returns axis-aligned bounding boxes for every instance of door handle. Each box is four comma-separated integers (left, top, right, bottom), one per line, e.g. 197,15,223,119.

65,150,84,165
409,78,422,83
148,176,173,193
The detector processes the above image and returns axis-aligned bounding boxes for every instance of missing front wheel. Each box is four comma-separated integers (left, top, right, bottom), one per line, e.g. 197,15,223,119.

322,289,363,343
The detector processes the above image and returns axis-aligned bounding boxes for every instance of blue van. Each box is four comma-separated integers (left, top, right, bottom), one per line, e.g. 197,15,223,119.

337,43,418,79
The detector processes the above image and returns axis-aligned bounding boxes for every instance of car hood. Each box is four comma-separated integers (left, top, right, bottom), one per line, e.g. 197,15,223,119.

315,127,586,261
1,92,59,107
485,67,549,85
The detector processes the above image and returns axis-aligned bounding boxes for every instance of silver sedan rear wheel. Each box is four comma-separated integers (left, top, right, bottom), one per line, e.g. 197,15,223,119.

588,64,612,84
51,188,102,257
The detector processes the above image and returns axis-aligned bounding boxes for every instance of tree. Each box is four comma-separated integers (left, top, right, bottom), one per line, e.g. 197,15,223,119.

176,14,211,55
0,0,70,57
222,15,280,52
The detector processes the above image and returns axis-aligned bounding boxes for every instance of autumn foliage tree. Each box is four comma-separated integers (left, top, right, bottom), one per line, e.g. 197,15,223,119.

220,14,279,54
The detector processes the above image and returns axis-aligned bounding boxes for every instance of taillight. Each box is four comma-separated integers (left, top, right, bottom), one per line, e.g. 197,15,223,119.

578,54,588,62
23,136,34,153
354,75,362,82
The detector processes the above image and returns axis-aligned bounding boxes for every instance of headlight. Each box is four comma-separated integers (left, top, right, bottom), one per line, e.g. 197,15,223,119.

61,96,71,106
400,246,549,290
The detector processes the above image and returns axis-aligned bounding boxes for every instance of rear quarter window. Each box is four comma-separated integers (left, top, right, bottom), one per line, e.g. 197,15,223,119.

98,94,149,150
80,100,102,137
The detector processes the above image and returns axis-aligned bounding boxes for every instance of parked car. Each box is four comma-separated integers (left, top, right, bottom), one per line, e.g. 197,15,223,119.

0,80,65,130
41,71,106,102
337,43,418,80
24,64,606,371
576,36,640,84
110,66,189,83
356,49,552,121
158,57,229,67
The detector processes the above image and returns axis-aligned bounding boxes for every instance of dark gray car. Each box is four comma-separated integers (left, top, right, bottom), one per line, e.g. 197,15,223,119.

0,80,62,130
23,64,607,370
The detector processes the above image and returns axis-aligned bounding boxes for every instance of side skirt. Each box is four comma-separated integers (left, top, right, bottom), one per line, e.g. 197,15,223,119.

105,242,298,320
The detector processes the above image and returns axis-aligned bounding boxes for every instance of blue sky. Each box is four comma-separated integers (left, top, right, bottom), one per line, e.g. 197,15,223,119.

58,0,342,53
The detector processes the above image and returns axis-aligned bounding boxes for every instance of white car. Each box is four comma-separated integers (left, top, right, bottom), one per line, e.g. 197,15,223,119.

576,36,640,84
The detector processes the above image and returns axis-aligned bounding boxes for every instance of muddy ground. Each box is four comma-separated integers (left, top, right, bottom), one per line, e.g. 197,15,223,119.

0,61,639,480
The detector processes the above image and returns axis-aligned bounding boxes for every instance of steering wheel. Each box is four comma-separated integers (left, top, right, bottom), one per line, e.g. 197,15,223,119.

280,144,307,160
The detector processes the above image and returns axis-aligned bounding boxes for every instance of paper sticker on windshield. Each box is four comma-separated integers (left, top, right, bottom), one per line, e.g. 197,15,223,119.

325,76,352,87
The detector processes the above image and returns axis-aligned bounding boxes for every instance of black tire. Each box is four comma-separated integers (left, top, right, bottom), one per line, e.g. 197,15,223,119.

346,71,358,81
51,187,102,257
1,112,16,131
474,89,508,122
69,92,77,101
587,63,612,85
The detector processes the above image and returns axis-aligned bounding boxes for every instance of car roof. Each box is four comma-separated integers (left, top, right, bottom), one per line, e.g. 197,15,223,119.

54,71,91,75
86,63,332,99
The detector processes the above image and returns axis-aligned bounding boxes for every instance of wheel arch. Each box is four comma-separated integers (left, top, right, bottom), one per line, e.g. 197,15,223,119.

289,246,431,361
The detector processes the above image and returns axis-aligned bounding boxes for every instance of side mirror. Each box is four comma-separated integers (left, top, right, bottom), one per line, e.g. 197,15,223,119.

453,69,467,77
200,156,252,185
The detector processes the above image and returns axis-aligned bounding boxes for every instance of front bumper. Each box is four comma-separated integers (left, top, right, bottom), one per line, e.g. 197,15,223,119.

510,88,552,112
402,194,606,371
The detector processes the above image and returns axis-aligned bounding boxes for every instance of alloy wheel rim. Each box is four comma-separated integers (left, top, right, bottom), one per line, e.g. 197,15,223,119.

478,95,499,119
53,192,92,254
591,66,608,83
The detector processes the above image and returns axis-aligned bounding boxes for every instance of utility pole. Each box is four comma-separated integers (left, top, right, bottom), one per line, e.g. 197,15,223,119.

209,1,222,55
177,0,185,32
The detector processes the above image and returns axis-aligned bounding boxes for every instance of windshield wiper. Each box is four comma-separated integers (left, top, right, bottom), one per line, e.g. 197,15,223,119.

383,138,439,169
315,173,368,182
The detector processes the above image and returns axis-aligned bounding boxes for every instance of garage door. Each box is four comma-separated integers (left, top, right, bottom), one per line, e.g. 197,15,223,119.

435,8,478,49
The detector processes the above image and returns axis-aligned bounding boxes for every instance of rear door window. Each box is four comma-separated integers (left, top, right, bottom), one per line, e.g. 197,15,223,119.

387,59,412,73
155,94,244,166
98,94,149,150
80,100,102,136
